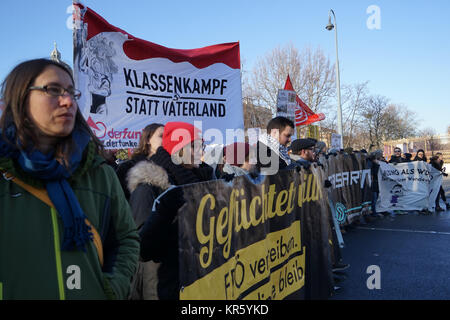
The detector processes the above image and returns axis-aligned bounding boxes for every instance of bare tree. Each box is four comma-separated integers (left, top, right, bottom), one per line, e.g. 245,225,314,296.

419,127,441,155
360,95,389,148
249,43,335,115
381,104,418,140
340,82,369,147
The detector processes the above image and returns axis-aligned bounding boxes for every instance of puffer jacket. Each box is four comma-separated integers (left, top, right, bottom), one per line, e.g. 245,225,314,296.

0,142,140,300
127,160,171,300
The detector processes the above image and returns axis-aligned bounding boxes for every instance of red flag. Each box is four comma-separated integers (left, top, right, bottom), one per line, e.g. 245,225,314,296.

284,75,325,126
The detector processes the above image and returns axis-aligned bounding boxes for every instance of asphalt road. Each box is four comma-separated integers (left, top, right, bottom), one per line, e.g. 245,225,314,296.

330,176,450,300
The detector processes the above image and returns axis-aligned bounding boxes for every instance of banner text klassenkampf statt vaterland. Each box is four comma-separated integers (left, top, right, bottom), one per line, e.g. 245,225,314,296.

73,3,243,149
178,167,334,300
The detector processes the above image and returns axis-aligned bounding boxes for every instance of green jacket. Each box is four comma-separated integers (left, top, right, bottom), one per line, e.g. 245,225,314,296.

0,142,140,300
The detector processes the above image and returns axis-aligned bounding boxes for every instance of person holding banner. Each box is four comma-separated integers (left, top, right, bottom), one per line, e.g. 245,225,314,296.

413,149,427,162
430,154,450,211
0,59,139,299
403,153,413,162
256,116,294,175
287,138,317,169
389,147,405,164
222,142,253,176
315,141,328,161
138,121,215,299
368,150,386,218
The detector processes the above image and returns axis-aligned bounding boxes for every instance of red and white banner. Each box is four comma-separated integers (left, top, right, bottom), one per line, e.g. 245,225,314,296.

283,75,325,127
73,3,243,149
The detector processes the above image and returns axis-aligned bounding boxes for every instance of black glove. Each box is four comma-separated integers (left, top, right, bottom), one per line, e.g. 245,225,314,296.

149,147,199,185
149,146,175,170
444,172,448,177
324,179,332,188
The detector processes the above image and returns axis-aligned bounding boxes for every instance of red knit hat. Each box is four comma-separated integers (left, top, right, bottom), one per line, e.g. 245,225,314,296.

162,122,202,155
223,142,250,166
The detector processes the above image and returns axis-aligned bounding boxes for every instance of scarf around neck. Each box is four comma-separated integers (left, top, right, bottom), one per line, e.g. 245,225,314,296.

258,133,291,165
0,123,92,252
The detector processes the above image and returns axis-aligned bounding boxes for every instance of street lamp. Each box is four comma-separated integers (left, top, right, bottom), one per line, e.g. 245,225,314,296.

326,9,344,149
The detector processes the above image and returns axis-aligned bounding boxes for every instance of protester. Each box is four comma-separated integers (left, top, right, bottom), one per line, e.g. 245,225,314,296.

389,147,405,164
327,148,340,157
430,154,449,211
403,153,412,162
103,149,119,170
0,58,139,299
203,144,225,177
287,138,317,169
315,140,328,162
256,116,294,175
138,121,215,300
436,152,450,210
344,147,354,155
413,149,427,162
116,123,164,200
367,150,386,218
222,142,253,176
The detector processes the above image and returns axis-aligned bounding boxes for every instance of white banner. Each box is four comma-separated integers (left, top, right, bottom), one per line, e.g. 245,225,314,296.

377,161,443,212
331,133,342,150
73,4,243,149
276,89,296,123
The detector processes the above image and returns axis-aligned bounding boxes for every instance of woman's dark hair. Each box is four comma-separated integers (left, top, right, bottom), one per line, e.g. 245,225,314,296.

0,58,103,162
266,116,294,133
132,123,164,159
414,149,427,162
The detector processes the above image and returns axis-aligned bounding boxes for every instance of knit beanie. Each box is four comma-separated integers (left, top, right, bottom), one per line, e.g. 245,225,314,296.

162,122,202,155
223,142,250,166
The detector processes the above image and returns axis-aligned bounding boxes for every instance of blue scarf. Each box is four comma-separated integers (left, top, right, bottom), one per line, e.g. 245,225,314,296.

0,124,92,252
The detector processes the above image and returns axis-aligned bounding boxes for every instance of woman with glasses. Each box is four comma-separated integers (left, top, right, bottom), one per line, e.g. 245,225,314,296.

0,59,139,299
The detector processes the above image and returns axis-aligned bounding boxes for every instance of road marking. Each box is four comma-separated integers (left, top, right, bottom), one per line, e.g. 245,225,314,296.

357,227,450,236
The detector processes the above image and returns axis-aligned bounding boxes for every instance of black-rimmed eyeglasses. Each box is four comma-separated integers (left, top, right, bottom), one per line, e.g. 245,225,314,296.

28,85,81,100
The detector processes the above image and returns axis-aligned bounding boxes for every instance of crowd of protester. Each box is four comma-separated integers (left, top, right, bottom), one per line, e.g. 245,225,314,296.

0,58,448,300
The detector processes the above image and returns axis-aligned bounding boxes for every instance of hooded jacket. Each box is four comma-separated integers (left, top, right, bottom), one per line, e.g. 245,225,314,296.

0,142,140,300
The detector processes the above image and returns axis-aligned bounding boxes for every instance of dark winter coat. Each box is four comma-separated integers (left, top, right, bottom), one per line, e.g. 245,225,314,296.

115,154,147,200
255,141,288,174
389,155,404,164
134,147,215,300
369,160,381,193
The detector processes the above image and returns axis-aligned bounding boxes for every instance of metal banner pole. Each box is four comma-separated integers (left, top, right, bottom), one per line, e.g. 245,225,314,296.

327,189,345,248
